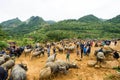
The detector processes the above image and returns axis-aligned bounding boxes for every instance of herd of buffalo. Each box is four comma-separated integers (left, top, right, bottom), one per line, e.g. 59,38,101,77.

0,39,119,80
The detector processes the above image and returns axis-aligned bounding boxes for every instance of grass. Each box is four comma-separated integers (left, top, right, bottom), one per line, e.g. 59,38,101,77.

112,66,120,72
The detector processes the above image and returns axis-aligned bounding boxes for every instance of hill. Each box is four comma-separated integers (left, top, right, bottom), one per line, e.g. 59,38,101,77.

1,18,22,30
107,15,120,23
78,14,101,22
0,25,6,40
1,14,120,42
1,16,47,36
26,20,120,42
46,20,56,24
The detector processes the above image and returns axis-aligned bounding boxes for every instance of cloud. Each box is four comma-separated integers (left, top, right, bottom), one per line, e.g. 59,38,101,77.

0,0,120,22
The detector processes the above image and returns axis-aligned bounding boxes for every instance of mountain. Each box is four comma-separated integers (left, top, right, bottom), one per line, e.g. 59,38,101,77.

1,18,22,29
78,14,101,22
1,14,120,41
99,18,107,21
0,16,47,36
46,20,56,24
25,16,45,25
9,16,47,36
107,15,120,23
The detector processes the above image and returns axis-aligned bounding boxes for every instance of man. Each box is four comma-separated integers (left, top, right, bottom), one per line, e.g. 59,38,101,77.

76,41,80,49
80,43,84,59
47,46,50,57
52,46,56,54
86,45,91,56
114,41,117,46
66,50,70,62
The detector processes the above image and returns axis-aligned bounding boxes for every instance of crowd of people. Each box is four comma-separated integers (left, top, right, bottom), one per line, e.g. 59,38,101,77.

0,39,119,80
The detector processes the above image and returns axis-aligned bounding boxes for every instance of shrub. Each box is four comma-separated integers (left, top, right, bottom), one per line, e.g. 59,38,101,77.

0,41,8,50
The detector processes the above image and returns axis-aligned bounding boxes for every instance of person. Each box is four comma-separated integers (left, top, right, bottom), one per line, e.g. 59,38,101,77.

9,47,15,57
47,46,50,57
76,49,80,56
95,42,98,47
76,42,80,49
0,67,8,80
35,42,40,48
52,46,56,54
26,44,32,49
90,41,93,47
114,41,117,46
83,46,87,56
80,43,84,59
66,50,70,62
0,50,6,55
102,41,105,46
96,52,105,67
86,45,91,56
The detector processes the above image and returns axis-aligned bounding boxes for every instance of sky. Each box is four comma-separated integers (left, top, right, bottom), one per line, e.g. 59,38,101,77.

0,0,120,22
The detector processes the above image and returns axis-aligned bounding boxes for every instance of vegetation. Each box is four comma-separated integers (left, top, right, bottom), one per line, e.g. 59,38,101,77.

104,74,120,80
0,25,7,40
107,15,120,23
113,66,120,72
0,14,120,45
78,14,101,22
0,41,8,50
1,18,22,30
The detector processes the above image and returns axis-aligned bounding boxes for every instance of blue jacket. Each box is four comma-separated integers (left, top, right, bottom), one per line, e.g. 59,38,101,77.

83,47,87,54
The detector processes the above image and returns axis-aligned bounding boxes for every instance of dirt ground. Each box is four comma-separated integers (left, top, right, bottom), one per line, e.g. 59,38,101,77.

14,41,120,80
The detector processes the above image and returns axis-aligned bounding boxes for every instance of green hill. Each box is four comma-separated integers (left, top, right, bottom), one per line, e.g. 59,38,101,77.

1,14,120,42
78,14,101,22
0,25,6,40
1,18,22,30
46,20,56,24
107,15,120,23
26,16,120,41
1,16,47,36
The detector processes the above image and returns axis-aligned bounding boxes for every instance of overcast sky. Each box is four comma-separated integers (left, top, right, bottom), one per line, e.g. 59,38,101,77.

0,0,120,22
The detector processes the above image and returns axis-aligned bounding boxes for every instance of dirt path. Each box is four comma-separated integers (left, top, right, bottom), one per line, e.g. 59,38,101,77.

14,41,120,80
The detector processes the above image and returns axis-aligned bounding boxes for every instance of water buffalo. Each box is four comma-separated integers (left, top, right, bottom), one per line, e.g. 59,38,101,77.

46,53,57,63
1,59,15,70
9,63,28,80
39,67,51,80
0,67,8,80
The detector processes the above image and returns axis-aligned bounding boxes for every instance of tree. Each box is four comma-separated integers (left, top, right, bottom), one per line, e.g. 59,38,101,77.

0,41,8,50
0,25,6,40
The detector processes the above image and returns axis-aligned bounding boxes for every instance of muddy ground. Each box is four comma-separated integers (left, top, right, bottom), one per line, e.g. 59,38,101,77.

13,41,120,80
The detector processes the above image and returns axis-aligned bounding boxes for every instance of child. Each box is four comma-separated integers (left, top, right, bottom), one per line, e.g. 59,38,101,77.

66,50,70,62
